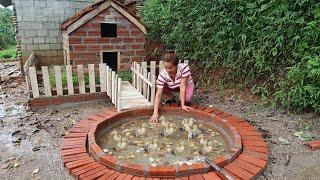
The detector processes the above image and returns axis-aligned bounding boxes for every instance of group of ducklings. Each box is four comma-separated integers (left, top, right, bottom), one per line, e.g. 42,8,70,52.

108,116,223,157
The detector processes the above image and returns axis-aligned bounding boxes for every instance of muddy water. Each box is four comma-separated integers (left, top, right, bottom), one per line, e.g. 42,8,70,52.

97,116,229,166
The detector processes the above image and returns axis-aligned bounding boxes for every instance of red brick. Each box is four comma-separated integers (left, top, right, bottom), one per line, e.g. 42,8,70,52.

243,146,269,154
79,166,106,179
149,166,176,178
135,38,145,42
202,172,221,180
100,155,117,169
233,159,261,175
242,140,267,147
71,162,101,176
61,147,86,156
238,154,267,168
73,45,87,51
88,114,106,122
96,169,117,180
63,156,92,164
224,163,254,180
106,172,121,180
65,159,95,171
120,163,144,175
189,174,204,180
242,149,269,161
83,38,98,44
82,168,109,180
69,37,82,44
90,143,102,155
307,140,320,150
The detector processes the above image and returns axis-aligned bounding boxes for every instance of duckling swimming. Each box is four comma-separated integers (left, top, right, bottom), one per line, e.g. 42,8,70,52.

134,123,147,137
111,131,122,142
160,116,170,127
172,142,185,155
160,123,175,137
181,118,194,131
199,141,214,155
145,139,159,152
113,137,128,151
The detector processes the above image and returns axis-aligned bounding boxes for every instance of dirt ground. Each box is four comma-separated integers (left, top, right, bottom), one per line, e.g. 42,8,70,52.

0,61,319,180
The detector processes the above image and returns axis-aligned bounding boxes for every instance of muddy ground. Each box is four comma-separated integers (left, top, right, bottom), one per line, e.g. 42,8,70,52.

0,61,319,180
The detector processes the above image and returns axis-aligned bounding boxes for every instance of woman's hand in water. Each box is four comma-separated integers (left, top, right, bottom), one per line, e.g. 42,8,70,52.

150,113,158,123
181,105,193,112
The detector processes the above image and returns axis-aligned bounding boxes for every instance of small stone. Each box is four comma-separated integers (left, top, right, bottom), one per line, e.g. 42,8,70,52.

103,149,109,153
149,158,154,162
32,169,39,174
14,162,20,168
108,152,113,155
32,146,41,151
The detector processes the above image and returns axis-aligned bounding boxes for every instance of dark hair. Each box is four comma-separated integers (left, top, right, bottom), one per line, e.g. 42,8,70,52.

162,50,179,66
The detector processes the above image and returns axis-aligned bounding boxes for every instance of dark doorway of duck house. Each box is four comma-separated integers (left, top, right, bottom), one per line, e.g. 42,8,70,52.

102,51,118,72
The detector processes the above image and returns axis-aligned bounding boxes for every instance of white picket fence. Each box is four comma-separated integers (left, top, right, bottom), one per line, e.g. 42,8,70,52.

27,63,123,111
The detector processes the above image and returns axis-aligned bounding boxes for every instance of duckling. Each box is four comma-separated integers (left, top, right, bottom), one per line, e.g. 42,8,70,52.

172,142,185,155
199,141,213,155
113,137,128,151
197,134,208,146
191,125,202,137
160,123,175,137
134,123,147,137
145,139,159,152
111,131,122,142
160,116,169,127
181,118,194,131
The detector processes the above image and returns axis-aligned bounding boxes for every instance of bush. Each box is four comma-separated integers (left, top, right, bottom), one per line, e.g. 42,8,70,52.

141,0,320,113
0,8,15,49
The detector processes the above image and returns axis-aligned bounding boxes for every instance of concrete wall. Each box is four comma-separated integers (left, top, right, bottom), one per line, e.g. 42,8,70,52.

65,7,146,71
15,0,95,66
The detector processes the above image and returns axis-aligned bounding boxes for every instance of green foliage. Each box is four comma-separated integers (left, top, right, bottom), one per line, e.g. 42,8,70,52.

0,8,15,49
0,45,17,59
141,0,320,113
118,70,132,83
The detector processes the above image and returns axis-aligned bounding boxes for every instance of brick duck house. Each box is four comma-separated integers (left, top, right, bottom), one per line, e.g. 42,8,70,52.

61,0,147,72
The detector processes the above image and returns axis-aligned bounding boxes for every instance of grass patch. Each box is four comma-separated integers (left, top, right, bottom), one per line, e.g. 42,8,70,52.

118,70,132,83
0,45,17,59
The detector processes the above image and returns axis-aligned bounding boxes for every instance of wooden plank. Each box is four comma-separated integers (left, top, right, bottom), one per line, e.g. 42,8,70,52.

143,68,148,98
136,63,141,92
117,78,122,112
147,72,151,101
29,67,39,98
114,74,118,106
131,67,153,86
54,66,63,96
151,75,156,105
66,65,74,95
41,66,52,97
88,64,96,93
77,65,85,94
139,66,143,93
132,62,136,88
159,60,164,72
150,61,156,77
107,66,111,96
111,71,115,104
99,64,107,92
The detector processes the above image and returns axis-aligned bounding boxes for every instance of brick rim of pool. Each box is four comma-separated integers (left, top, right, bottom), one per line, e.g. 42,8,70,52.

87,107,242,177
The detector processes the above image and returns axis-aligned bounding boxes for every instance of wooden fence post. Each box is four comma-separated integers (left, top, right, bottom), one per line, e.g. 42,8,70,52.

29,67,39,98
66,65,74,95
54,66,63,96
117,78,122,112
99,63,107,92
88,64,96,93
151,75,156,105
77,65,85,94
41,66,52,97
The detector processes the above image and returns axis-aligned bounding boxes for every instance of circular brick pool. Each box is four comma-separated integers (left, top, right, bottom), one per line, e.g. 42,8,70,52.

61,104,269,179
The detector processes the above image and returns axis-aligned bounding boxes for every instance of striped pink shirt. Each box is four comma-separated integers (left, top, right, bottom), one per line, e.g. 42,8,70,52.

156,63,193,89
